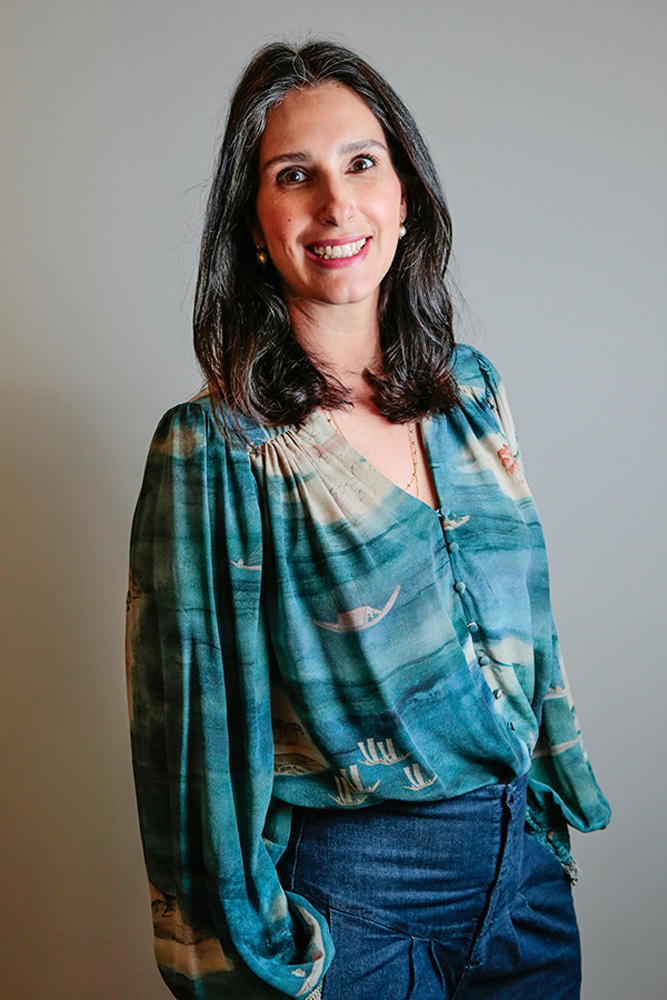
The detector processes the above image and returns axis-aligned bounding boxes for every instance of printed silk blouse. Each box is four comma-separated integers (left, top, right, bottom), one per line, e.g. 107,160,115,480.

126,344,611,1000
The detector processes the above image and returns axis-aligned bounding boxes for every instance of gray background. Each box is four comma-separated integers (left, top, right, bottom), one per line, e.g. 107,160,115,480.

1,2,665,998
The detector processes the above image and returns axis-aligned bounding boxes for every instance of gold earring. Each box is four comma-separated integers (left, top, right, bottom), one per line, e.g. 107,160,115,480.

256,245,268,265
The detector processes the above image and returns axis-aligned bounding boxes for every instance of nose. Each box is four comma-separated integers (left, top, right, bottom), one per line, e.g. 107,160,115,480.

317,174,355,227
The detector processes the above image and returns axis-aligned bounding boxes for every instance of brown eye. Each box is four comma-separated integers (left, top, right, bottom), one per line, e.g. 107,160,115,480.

349,156,376,173
276,167,308,185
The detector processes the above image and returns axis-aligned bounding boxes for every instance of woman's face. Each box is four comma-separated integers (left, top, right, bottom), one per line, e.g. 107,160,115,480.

254,82,406,314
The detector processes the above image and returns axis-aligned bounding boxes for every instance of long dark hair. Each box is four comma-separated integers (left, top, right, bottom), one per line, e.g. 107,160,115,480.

193,40,459,428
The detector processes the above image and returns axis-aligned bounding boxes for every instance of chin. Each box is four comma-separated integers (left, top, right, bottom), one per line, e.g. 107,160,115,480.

308,279,382,308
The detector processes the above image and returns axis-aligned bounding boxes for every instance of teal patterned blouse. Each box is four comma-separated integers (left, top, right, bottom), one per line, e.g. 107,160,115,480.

126,344,610,999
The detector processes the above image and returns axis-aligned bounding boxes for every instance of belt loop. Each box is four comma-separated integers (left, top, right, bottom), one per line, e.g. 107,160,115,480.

503,772,528,823
503,776,518,813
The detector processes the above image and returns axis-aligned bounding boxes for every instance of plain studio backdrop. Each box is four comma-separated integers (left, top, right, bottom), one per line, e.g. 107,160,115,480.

1,2,665,998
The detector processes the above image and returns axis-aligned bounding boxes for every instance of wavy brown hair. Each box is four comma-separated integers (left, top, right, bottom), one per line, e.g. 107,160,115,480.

193,40,459,428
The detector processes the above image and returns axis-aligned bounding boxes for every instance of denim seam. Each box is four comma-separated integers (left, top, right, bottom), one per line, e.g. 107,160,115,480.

298,886,432,939
326,900,445,941
514,888,537,914
461,789,515,975
288,809,307,894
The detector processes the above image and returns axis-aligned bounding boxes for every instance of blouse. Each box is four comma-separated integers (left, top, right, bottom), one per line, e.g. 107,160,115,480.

126,343,611,1000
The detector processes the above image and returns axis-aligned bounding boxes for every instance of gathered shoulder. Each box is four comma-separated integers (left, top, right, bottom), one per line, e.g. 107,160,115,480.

451,342,504,397
132,395,266,556
151,349,508,455
151,392,285,459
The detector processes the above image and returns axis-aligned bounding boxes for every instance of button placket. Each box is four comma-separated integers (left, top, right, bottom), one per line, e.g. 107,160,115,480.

444,531,490,669
438,509,479,646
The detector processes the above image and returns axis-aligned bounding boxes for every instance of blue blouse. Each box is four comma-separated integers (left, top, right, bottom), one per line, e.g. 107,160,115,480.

126,344,610,999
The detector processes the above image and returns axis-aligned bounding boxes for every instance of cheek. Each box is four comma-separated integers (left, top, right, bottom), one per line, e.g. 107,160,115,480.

272,222,302,264
256,191,283,236
376,187,404,230
265,208,295,242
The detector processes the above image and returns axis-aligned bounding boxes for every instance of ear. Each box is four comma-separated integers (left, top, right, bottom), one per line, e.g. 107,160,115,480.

248,213,265,249
400,183,407,224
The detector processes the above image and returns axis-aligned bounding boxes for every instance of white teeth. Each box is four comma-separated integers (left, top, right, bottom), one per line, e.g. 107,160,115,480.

310,238,367,259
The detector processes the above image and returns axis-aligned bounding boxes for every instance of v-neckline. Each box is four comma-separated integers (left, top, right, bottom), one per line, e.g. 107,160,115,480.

303,408,443,516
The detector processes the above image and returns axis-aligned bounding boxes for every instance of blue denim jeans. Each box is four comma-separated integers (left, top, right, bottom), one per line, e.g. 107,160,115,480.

277,774,581,999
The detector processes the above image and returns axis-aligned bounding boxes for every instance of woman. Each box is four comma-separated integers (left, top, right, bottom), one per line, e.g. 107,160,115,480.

126,40,610,1000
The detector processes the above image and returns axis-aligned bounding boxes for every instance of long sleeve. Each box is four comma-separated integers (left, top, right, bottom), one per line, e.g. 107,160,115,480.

474,350,611,875
126,401,332,999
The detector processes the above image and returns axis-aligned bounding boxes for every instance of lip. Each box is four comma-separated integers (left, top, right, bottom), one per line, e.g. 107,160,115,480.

306,235,370,248
305,235,372,268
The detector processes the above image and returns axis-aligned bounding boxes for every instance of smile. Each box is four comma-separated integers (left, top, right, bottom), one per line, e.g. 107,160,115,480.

308,238,368,259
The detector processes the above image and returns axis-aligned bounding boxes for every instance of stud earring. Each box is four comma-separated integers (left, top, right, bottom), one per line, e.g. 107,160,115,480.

398,220,407,239
256,245,268,265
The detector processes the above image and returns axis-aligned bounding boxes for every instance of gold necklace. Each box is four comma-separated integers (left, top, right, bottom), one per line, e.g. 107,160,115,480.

406,421,419,498
323,409,419,498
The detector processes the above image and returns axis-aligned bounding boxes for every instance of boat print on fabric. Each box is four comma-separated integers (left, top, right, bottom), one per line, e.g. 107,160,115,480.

313,584,401,633
329,765,380,805
357,736,410,766
439,512,470,530
403,762,437,791
231,542,262,572
149,880,233,974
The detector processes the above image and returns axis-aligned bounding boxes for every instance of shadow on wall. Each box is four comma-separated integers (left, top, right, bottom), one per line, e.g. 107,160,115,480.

0,385,165,1000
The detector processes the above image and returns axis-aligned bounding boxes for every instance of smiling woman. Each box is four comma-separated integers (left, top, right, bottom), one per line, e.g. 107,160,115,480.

253,83,406,312
126,39,610,1000
192,42,458,433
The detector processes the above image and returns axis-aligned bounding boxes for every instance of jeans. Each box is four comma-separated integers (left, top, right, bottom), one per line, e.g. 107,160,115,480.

277,774,581,999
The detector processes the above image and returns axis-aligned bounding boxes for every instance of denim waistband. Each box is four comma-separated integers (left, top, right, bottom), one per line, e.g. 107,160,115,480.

367,771,529,816
278,772,531,946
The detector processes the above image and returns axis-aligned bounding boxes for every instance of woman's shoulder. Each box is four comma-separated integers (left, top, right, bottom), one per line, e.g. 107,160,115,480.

151,391,283,457
136,394,270,513
451,342,503,393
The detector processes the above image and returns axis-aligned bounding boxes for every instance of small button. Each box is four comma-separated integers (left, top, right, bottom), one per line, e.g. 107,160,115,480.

448,541,460,555
508,721,516,731
478,654,490,666
454,581,466,594
467,621,479,633
493,688,502,699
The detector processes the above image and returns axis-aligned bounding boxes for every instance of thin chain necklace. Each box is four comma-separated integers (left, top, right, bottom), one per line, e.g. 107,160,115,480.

322,409,420,499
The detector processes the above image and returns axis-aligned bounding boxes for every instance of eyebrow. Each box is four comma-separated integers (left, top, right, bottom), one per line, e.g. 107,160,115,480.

261,139,388,172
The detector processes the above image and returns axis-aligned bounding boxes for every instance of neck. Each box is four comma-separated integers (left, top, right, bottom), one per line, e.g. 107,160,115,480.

287,296,380,403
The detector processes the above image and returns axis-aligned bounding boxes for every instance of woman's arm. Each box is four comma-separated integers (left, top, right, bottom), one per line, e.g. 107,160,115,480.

473,349,611,875
126,400,331,998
